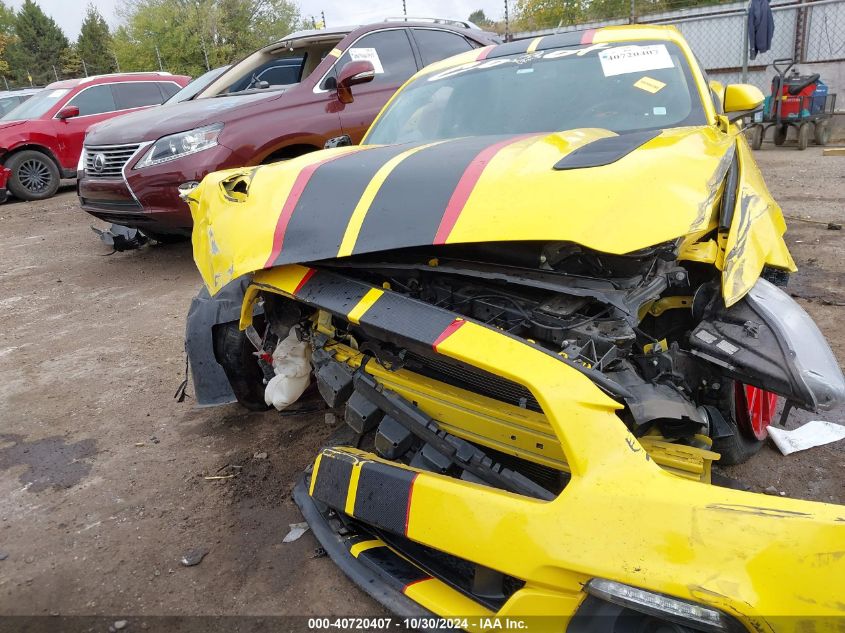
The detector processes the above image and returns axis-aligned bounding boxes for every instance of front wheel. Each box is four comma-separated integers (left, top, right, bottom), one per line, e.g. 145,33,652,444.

712,382,778,465
773,125,788,146
6,150,61,201
797,122,810,150
212,321,271,411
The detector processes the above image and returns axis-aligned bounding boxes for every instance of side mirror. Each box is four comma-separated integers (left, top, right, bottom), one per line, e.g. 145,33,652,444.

723,84,764,122
336,61,375,104
57,105,80,120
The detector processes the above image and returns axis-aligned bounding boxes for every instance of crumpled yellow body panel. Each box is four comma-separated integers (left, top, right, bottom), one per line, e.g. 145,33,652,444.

190,125,793,307
721,135,796,305
249,263,845,630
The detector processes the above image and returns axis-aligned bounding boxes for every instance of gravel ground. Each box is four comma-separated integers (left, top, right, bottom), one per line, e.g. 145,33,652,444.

0,147,843,623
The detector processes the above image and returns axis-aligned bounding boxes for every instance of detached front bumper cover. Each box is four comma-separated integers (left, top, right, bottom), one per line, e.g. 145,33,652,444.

249,265,845,631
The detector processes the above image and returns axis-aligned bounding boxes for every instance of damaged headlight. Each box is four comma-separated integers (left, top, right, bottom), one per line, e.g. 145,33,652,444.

746,279,845,410
585,579,744,632
135,123,223,168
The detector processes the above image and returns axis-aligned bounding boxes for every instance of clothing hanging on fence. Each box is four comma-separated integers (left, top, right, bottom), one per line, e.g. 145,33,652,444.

748,0,775,59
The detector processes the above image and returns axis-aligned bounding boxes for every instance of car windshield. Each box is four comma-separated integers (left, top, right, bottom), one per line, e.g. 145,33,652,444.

1,88,69,121
198,36,341,98
165,66,230,104
365,40,706,145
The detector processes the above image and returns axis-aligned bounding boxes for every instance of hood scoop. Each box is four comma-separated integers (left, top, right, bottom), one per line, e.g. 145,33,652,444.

554,129,660,170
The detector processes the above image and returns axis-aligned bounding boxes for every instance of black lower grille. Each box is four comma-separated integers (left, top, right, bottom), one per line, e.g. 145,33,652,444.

403,350,541,412
370,527,525,612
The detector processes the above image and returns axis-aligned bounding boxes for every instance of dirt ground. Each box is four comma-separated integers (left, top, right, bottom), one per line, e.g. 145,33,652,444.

0,147,843,625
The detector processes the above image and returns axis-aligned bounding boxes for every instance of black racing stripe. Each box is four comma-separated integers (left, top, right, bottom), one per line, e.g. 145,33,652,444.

353,461,416,535
485,38,534,59
353,136,512,257
357,546,430,591
358,292,456,347
273,143,422,266
554,130,661,170
311,451,354,511
290,269,455,346
295,269,369,317
536,31,592,50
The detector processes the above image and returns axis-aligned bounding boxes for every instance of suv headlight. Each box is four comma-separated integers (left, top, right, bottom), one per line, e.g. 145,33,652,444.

135,123,223,169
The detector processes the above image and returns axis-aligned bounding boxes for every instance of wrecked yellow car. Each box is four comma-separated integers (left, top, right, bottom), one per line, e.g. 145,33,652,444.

185,25,845,632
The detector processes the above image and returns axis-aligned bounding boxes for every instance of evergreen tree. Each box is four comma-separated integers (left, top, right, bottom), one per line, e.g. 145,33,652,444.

0,0,15,36
6,0,69,85
77,4,116,75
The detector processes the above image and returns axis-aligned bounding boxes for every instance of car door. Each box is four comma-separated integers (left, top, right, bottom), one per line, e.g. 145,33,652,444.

329,29,419,142
53,83,121,169
410,28,476,68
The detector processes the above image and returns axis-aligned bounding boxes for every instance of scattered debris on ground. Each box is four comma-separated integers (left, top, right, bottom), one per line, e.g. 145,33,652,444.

180,547,210,567
768,420,845,455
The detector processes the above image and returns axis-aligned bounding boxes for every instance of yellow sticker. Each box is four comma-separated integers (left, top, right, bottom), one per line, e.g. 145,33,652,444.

634,76,666,94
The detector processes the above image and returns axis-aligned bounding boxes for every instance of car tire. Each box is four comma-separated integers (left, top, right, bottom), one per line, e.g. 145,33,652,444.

711,381,774,466
750,125,763,150
797,122,810,150
140,230,189,244
773,125,788,146
212,320,271,411
6,150,61,201
813,120,831,146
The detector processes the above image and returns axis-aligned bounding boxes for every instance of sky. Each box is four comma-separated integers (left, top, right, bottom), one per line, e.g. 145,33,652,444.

6,0,509,40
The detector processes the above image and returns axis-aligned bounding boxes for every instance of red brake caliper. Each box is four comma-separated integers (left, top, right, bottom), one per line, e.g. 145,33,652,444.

735,383,778,440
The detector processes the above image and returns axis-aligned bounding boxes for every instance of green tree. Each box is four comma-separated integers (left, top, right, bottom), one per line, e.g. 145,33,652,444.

60,44,82,76
0,0,15,36
114,0,300,77
6,0,69,85
468,9,494,27
77,3,116,75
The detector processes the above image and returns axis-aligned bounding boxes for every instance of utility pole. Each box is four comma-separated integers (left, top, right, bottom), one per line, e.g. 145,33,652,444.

402,0,406,16
504,0,510,42
321,10,326,27
113,52,120,73
52,65,59,81
2,76,8,91
154,44,164,72
82,59,88,77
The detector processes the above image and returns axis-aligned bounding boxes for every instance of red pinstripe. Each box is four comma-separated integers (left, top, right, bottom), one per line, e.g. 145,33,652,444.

431,319,466,351
433,134,535,245
580,28,596,44
263,152,358,268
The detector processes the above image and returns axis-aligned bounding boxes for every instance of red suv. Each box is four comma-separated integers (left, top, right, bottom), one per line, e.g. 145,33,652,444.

78,19,498,240
0,72,190,203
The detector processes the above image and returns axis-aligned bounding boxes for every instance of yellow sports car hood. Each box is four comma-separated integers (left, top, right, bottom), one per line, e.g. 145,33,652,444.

190,126,792,302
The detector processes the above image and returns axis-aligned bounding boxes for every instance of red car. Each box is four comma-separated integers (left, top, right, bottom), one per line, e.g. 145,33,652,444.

0,72,190,203
78,19,498,240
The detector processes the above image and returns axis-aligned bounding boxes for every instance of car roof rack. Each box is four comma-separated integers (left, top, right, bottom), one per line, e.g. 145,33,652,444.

383,16,480,29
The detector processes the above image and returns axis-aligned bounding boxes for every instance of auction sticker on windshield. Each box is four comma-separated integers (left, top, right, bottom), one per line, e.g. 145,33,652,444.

348,48,384,74
599,44,674,76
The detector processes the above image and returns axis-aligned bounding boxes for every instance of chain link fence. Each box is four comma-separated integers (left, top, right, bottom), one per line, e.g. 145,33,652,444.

512,0,845,109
